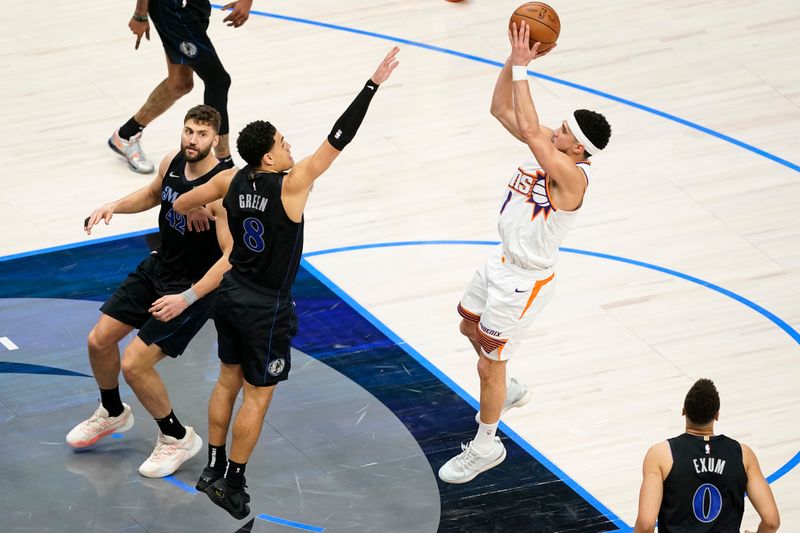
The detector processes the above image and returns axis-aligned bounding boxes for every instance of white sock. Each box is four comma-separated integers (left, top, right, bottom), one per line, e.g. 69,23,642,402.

472,421,498,454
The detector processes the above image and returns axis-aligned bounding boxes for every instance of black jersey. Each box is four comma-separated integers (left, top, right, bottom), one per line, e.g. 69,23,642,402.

223,167,304,291
156,153,224,281
658,433,747,532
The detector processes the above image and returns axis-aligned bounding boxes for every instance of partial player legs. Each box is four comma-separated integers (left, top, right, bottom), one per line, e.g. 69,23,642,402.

204,381,275,519
108,57,194,174
66,315,136,449
120,337,170,418
121,337,202,477
87,314,133,390
477,356,507,425
197,363,243,492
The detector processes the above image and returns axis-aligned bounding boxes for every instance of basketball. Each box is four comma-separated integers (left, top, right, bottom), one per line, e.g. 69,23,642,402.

509,2,560,52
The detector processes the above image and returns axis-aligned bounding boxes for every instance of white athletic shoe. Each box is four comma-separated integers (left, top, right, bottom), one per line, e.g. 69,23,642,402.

475,377,533,424
138,426,203,478
108,129,155,174
66,403,134,448
438,437,507,484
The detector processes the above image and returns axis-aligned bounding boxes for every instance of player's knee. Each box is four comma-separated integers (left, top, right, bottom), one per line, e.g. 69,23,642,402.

169,78,194,97
477,355,503,382
87,324,115,353
459,319,477,340
120,350,149,382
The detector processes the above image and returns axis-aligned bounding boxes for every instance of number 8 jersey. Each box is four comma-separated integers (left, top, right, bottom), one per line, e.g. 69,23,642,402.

223,167,304,291
658,433,747,532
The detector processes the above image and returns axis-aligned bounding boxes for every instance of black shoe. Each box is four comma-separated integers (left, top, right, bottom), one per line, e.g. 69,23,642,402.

204,477,251,519
195,466,224,492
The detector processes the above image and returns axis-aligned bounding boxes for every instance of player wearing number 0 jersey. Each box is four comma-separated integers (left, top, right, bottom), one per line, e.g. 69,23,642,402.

634,379,780,533
174,47,400,519
439,23,613,484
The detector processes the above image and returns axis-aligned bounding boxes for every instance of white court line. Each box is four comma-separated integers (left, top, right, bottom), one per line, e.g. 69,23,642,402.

0,337,19,350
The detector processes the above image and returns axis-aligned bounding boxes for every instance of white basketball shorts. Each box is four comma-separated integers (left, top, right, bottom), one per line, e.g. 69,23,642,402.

458,247,555,360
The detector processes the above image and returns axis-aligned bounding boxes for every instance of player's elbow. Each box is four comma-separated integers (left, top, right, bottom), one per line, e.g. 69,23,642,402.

633,515,656,533
172,197,189,215
761,512,780,531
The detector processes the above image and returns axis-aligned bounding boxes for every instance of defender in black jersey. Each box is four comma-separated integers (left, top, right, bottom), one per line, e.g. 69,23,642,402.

174,47,400,519
67,106,235,481
634,379,780,533
108,0,253,174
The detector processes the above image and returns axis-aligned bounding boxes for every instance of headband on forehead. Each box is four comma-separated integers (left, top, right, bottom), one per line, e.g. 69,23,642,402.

567,113,603,155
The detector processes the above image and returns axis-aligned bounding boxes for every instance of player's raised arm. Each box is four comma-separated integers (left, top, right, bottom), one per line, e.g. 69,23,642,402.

283,47,400,195
173,168,235,214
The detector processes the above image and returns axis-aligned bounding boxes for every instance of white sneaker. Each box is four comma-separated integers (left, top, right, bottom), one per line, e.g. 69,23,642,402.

138,426,203,478
108,129,154,174
66,403,134,448
438,437,507,484
475,377,532,424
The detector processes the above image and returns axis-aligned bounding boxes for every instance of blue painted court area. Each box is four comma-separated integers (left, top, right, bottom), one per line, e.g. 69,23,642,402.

0,232,620,532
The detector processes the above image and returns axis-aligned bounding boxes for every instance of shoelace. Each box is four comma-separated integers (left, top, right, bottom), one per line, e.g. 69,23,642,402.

86,409,115,430
455,441,481,470
150,438,179,462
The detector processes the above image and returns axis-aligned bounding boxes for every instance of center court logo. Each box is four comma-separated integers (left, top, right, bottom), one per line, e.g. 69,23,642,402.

267,358,286,376
179,41,198,58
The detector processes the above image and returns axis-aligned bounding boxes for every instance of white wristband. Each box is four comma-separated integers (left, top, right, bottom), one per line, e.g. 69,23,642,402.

512,65,528,81
181,287,198,306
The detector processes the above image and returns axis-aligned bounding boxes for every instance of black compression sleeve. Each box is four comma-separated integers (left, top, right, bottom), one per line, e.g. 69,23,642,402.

327,79,379,151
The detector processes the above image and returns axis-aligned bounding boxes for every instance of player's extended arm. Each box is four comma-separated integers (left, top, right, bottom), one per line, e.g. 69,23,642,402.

509,23,584,195
83,155,168,235
148,199,233,322
634,444,667,533
490,58,526,142
173,169,235,215
283,47,400,198
742,444,780,533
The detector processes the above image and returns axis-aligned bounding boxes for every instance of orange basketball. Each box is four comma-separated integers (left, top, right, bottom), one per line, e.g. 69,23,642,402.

509,2,560,53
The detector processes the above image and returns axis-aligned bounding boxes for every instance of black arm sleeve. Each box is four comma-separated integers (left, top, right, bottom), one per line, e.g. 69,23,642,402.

327,79,379,151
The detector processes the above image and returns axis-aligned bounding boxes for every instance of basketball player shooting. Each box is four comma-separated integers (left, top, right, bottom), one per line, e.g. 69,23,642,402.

438,21,612,484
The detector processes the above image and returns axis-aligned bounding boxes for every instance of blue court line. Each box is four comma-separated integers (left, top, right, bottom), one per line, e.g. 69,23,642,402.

214,6,800,175
304,240,800,523
0,228,158,263
257,513,326,532
301,258,630,531
164,474,199,494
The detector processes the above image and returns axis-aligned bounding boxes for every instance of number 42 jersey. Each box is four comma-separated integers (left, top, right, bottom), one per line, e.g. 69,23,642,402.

223,167,304,292
658,433,747,532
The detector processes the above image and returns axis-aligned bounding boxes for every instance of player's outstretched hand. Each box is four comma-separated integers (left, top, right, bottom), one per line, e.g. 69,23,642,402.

508,21,555,67
149,294,188,323
370,47,400,85
186,206,216,232
222,0,253,28
129,18,151,50
84,203,116,235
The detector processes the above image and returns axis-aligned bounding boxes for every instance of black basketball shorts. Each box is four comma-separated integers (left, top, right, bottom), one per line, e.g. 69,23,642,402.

213,270,298,387
149,0,218,65
100,255,216,357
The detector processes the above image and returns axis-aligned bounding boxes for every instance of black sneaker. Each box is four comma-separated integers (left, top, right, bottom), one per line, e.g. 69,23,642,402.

195,466,224,492
204,477,251,519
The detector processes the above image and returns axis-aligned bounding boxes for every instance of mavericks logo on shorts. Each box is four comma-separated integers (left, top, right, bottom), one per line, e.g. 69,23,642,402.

179,41,198,58
267,358,286,377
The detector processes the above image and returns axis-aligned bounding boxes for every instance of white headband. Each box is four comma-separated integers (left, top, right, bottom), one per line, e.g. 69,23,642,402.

567,113,603,155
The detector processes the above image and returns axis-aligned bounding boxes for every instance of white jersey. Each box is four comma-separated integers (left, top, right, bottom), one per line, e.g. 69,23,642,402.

497,155,590,271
